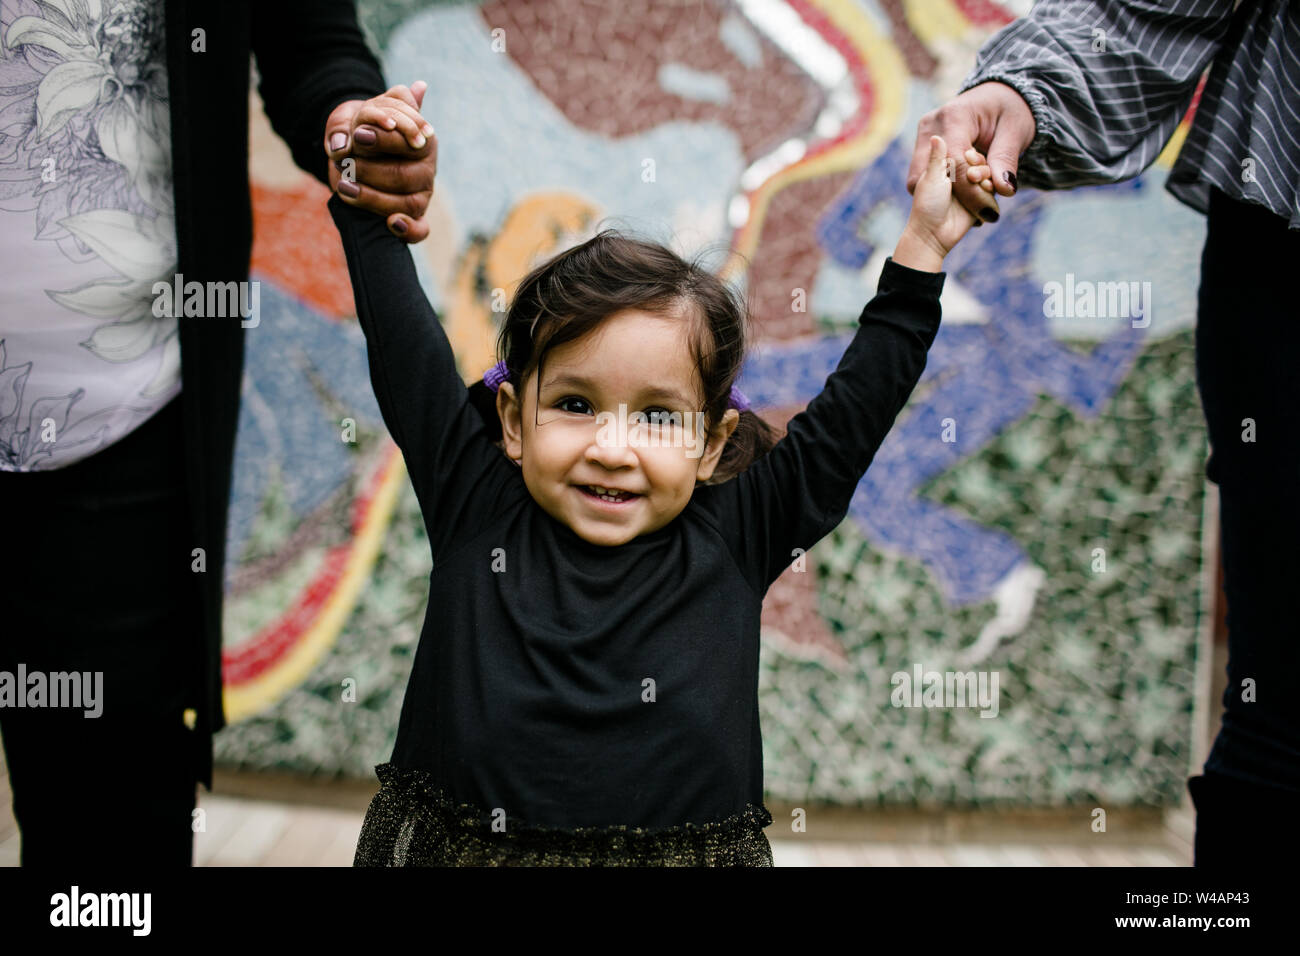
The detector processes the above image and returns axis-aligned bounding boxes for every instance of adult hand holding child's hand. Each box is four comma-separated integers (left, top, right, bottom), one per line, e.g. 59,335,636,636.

325,81,438,242
893,134,991,272
906,81,1036,224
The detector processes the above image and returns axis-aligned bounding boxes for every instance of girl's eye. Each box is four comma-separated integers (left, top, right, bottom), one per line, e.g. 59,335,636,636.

556,396,592,415
550,400,681,423
644,407,681,426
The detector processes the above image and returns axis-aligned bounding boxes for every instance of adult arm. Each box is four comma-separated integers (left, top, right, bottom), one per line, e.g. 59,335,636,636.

250,0,387,186
909,0,1240,213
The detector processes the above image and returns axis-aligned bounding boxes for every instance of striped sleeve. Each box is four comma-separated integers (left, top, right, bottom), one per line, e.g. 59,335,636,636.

959,0,1239,189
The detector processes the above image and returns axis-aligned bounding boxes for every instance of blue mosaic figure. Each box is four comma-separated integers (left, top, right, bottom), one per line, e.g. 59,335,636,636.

740,138,1148,661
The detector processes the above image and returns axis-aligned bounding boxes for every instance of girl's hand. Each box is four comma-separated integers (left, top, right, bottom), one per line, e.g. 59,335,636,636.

324,82,438,242
895,135,993,270
964,146,997,195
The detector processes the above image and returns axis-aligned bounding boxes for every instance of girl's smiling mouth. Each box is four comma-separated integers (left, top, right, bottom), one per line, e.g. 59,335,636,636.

576,484,642,505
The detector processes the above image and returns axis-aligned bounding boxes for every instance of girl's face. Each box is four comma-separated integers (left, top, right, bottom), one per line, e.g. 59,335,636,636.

497,308,739,547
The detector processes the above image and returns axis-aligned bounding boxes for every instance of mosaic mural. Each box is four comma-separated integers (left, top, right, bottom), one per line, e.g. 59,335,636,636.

215,0,1211,809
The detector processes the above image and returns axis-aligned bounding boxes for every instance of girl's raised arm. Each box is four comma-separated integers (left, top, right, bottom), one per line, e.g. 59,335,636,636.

328,194,518,562
706,257,945,596
704,135,971,596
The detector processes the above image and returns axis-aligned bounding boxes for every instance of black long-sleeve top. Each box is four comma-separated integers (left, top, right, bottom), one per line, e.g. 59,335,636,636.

329,196,945,831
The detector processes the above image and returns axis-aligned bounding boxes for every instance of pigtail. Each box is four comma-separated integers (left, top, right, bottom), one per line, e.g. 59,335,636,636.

701,407,783,485
466,378,505,442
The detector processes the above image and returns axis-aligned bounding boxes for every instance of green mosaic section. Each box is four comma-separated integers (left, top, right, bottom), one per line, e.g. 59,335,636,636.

356,0,472,52
214,471,431,779
761,329,1205,808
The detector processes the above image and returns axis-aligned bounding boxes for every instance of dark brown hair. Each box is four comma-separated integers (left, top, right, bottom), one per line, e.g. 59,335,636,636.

466,229,780,484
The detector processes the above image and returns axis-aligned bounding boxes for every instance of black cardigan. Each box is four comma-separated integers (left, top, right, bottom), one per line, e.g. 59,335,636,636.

164,0,385,788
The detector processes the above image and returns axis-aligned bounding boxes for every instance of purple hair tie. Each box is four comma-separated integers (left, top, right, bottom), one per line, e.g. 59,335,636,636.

483,359,511,391
483,360,750,411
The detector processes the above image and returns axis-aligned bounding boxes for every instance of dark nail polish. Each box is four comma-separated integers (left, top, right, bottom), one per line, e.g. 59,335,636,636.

1004,170,1017,192
980,208,999,223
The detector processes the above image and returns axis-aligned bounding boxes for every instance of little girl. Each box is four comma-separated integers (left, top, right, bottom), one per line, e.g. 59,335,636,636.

331,135,991,866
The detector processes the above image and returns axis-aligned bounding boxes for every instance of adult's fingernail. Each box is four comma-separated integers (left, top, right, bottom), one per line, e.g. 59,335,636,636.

354,127,377,145
338,179,360,197
330,132,347,152
980,208,999,223
391,218,408,235
1004,170,1017,192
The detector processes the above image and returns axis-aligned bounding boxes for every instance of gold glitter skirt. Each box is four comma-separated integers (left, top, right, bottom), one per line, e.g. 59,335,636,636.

353,763,775,867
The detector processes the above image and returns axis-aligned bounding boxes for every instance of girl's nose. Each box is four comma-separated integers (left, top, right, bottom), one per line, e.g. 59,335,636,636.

584,430,639,468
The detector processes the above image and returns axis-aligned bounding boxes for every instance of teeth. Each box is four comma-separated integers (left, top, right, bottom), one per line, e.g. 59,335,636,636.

586,485,631,501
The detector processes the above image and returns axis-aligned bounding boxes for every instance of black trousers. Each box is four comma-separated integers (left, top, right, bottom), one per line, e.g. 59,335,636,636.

1189,186,1300,866
0,394,201,866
